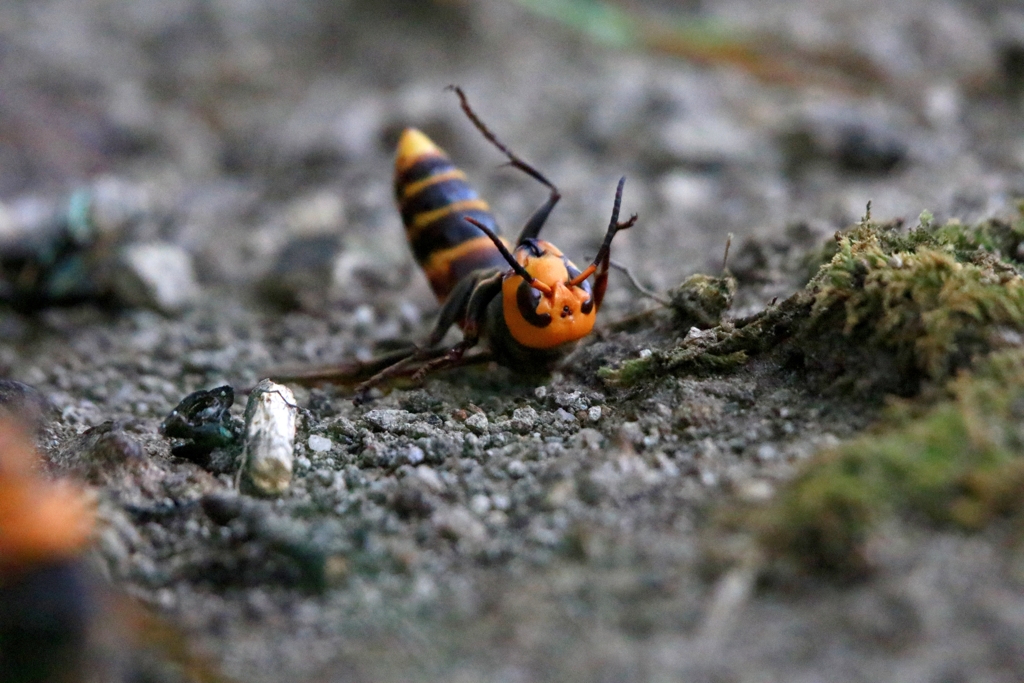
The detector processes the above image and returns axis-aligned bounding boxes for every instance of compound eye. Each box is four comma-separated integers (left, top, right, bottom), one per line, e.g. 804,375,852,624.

581,297,594,314
516,280,552,328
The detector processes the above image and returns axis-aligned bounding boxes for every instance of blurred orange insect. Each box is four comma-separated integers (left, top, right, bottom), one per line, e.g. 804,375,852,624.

0,418,98,683
0,418,231,683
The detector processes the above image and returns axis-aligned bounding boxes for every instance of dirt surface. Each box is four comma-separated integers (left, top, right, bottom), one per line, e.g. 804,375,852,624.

4,1,1024,681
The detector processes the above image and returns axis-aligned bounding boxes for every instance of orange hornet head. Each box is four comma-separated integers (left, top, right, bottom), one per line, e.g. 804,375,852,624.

501,239,596,349
463,176,635,351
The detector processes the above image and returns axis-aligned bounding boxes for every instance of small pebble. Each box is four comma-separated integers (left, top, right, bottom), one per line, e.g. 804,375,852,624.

507,460,527,478
464,412,489,435
658,114,758,166
363,409,411,433
469,494,491,515
639,349,653,359
62,422,145,484
554,408,577,423
260,234,341,311
284,191,344,234
398,301,421,328
755,443,779,462
554,391,588,412
415,466,445,492
546,480,574,508
112,242,200,314
685,327,710,342
659,171,717,212
200,494,244,526
242,379,297,496
351,304,375,330
587,406,602,423
699,469,718,487
307,435,332,452
619,422,645,446
737,479,774,502
403,445,425,466
573,428,603,451
510,406,537,433
779,106,907,175
433,506,486,544
655,452,680,477
534,386,548,400
325,417,359,439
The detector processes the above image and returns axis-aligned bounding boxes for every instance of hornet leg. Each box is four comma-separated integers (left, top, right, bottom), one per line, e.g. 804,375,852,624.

410,272,502,382
354,272,502,403
448,85,561,245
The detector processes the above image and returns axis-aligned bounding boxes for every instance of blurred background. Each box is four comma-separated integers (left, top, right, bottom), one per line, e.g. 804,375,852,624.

3,0,1023,317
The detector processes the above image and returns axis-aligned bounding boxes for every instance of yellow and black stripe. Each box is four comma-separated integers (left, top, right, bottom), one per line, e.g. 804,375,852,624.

394,128,510,301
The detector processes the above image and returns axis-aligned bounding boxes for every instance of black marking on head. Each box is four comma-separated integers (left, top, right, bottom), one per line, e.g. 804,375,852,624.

516,280,552,328
561,305,571,318
520,239,545,257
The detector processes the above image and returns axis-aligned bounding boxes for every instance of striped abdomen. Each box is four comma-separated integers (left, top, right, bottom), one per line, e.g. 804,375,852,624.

394,128,509,302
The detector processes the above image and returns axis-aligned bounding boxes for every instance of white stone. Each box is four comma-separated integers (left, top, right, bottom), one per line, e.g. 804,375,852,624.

307,435,332,452
469,494,491,515
242,379,297,496
113,242,200,314
464,412,489,435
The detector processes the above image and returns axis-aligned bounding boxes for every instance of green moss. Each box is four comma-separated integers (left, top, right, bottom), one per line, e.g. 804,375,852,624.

627,210,1024,576
798,237,839,285
608,213,1024,390
749,349,1024,576
603,291,812,385
806,221,1024,382
930,213,1024,263
667,273,737,329
600,314,758,386
600,345,747,385
729,212,1024,575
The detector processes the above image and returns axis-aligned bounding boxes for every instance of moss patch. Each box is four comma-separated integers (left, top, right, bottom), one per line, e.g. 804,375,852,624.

803,219,1024,384
598,325,748,386
606,213,1024,395
667,273,737,329
605,211,1024,575
707,210,1024,576
748,349,1024,576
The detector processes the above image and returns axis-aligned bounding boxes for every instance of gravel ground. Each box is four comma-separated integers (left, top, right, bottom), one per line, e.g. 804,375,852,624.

3,1,1024,681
